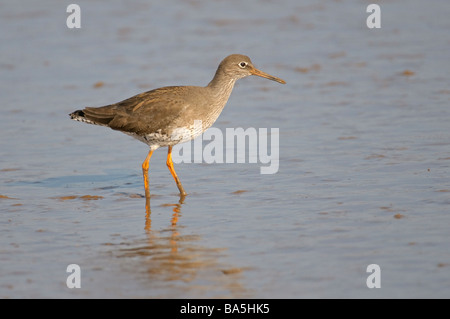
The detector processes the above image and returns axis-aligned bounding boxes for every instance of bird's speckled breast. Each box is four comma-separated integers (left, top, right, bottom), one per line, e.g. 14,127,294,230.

134,79,236,150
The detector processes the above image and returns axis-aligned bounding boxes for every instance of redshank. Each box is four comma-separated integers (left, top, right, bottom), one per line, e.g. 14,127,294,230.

70,54,285,196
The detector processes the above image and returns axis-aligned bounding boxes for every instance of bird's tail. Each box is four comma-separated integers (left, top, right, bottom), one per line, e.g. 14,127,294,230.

69,109,96,125
69,107,114,127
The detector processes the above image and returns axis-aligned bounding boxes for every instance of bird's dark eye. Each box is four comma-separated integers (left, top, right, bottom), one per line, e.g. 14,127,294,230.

239,62,247,68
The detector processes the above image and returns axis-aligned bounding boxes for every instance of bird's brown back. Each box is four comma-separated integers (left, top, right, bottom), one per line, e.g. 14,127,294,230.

81,85,217,136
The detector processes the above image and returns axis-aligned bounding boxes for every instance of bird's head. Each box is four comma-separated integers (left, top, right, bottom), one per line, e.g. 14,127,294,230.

218,54,286,84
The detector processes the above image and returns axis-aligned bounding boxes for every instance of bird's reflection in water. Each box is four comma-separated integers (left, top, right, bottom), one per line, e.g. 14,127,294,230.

113,192,249,297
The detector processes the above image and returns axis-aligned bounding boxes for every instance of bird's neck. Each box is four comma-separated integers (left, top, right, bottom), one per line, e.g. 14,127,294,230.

206,70,237,102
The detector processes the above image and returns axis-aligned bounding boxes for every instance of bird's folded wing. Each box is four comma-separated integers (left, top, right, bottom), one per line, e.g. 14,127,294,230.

83,86,190,135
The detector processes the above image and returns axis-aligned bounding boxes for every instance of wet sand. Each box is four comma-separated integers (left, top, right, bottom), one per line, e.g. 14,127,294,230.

1,0,449,298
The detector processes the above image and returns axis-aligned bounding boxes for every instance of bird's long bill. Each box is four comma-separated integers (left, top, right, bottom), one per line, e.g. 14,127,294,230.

251,68,286,84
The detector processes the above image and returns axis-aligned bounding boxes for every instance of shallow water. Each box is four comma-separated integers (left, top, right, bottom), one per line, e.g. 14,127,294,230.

1,0,450,298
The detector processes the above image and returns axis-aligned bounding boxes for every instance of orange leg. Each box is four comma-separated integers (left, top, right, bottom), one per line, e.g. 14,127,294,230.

166,146,187,196
142,150,154,204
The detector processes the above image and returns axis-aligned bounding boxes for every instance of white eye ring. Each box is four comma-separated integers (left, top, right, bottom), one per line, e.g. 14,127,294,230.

238,62,248,68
